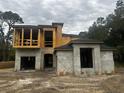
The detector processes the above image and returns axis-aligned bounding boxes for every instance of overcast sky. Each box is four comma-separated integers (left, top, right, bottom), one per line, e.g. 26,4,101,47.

0,0,117,34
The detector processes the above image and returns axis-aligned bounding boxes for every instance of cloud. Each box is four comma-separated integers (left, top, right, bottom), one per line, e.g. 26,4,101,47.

0,0,117,34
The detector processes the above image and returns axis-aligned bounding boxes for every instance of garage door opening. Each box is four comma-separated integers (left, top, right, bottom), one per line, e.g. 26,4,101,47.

80,48,93,68
44,54,53,68
21,56,35,70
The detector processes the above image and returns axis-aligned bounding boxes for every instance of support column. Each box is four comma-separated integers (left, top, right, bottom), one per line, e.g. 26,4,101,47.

73,45,81,76
15,49,21,71
94,47,101,74
35,49,42,71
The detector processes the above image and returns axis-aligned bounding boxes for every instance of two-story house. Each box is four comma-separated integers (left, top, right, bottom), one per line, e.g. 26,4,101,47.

13,23,115,76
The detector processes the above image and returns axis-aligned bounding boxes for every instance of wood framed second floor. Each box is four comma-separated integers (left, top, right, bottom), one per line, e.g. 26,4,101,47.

13,23,77,48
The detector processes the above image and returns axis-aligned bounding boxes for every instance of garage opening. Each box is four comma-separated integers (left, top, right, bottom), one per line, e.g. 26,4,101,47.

80,48,93,68
21,56,35,70
44,54,53,68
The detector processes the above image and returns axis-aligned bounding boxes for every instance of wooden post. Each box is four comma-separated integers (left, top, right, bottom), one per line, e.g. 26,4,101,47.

43,30,45,48
53,30,56,48
38,29,40,47
18,31,20,46
13,28,15,47
22,28,24,46
30,29,32,46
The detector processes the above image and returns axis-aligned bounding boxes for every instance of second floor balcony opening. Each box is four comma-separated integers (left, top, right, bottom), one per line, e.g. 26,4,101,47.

13,28,40,48
44,31,53,47
23,29,38,46
23,29,30,46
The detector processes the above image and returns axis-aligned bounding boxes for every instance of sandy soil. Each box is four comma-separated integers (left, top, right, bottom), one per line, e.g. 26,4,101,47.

0,68,123,93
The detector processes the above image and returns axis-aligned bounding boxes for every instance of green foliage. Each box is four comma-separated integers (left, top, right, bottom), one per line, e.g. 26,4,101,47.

0,11,24,27
0,11,24,61
88,17,108,41
80,0,124,63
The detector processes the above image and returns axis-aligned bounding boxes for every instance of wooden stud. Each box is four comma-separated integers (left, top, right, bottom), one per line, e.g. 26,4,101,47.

15,30,18,46
22,28,24,46
18,31,20,46
38,29,40,47
13,28,15,47
53,30,56,48
42,30,45,48
30,29,32,46
40,31,43,47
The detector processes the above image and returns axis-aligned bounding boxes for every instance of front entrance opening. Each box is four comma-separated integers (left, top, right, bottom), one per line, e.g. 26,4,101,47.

21,56,35,70
80,48,93,68
44,54,53,68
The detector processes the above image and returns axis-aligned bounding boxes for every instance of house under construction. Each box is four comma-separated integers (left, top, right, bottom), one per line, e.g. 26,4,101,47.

13,23,115,75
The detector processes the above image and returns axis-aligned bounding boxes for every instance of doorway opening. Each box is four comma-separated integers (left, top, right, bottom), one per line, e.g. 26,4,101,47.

21,56,35,70
80,48,93,68
44,54,53,68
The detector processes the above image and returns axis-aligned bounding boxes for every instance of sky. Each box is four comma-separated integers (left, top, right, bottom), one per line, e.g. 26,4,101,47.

0,0,117,34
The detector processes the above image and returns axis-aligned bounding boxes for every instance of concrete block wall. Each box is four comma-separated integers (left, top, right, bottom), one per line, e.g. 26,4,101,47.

73,45,81,76
15,45,115,76
56,44,102,76
73,44,101,76
15,48,42,71
101,51,114,74
56,51,73,75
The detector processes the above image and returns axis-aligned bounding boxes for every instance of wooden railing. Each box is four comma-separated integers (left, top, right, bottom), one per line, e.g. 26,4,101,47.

23,39,38,46
45,41,53,47
14,39,39,47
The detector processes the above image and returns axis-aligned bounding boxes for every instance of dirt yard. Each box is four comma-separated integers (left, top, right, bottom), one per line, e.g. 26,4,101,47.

0,68,123,93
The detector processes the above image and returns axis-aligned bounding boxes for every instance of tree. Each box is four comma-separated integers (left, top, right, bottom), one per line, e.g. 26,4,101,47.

87,17,108,41
0,11,24,61
85,0,124,63
105,0,124,46
115,0,124,17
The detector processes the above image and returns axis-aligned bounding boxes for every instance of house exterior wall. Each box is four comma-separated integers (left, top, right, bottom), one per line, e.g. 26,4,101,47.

73,44,101,76
56,45,115,76
56,44,102,76
15,48,42,71
56,51,73,75
101,51,114,74
15,48,57,71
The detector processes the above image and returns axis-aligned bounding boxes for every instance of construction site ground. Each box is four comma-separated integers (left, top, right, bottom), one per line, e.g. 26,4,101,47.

0,68,123,93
